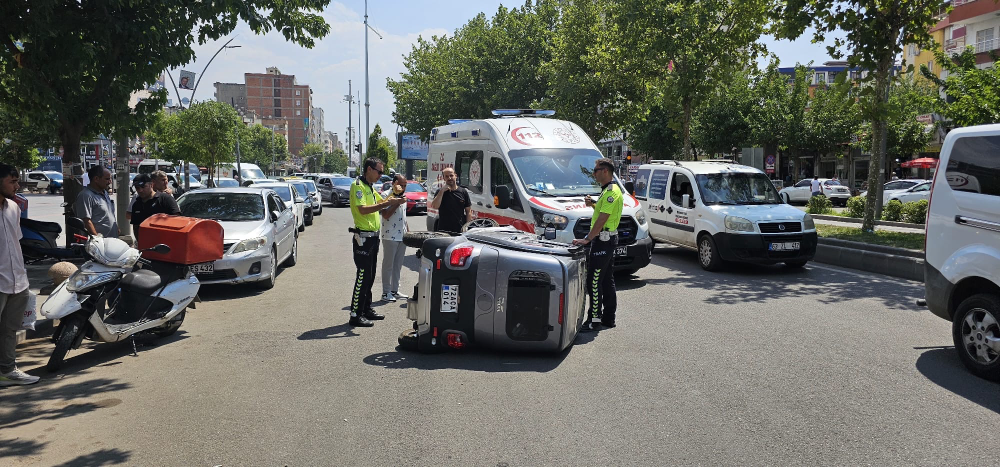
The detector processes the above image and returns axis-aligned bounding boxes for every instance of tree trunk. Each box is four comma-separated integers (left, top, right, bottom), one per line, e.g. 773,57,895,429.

846,147,855,195
682,99,693,160
60,125,85,247
115,133,132,242
861,53,895,232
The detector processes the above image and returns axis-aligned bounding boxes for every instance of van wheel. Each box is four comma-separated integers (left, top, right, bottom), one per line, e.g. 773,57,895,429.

402,231,451,249
952,294,1000,381
697,234,723,271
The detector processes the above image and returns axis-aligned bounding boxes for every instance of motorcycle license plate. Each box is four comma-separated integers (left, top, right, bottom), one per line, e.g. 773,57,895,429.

440,284,459,313
615,246,628,256
190,262,215,274
769,242,801,251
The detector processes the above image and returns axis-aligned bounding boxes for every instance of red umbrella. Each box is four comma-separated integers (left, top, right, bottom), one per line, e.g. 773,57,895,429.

901,157,938,169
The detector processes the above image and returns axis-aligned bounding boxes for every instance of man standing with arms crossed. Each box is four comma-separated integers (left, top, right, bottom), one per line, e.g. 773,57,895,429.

349,158,407,327
572,158,624,332
0,164,41,386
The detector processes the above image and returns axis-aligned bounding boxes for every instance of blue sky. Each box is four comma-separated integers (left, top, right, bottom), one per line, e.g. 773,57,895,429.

174,1,844,153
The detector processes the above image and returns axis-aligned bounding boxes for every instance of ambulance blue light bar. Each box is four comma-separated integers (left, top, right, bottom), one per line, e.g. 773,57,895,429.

448,119,473,124
491,109,556,117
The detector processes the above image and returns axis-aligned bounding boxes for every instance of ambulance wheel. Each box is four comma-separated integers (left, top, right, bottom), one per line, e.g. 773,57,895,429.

402,231,451,249
398,329,419,352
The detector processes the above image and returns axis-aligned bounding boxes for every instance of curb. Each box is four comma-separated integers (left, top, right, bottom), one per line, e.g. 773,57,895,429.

814,242,924,281
812,214,923,230
817,237,924,259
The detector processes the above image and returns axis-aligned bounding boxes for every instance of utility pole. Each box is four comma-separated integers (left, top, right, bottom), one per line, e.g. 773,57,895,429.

345,80,354,168
357,91,362,157
364,0,383,161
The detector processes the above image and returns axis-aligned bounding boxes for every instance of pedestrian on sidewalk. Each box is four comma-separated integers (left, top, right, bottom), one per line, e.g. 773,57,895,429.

74,165,118,238
127,174,181,243
810,176,823,198
150,170,178,198
0,163,41,386
380,174,409,303
348,158,407,327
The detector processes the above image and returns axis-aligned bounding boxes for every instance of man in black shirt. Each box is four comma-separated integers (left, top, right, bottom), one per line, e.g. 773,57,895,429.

128,173,180,242
431,167,471,233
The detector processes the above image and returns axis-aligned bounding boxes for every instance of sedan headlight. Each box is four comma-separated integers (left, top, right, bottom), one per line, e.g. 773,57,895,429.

724,216,754,232
66,271,121,292
803,213,815,230
635,209,647,225
231,237,267,254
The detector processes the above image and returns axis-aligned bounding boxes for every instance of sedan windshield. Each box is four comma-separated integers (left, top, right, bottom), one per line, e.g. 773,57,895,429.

406,183,425,193
291,183,309,199
332,177,354,187
507,148,619,197
178,193,265,221
696,172,782,205
304,181,318,192
259,185,292,202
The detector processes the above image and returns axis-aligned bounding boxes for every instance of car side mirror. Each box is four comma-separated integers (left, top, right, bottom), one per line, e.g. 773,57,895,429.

682,193,692,209
242,180,254,187
494,185,511,210
271,210,281,222
625,181,635,196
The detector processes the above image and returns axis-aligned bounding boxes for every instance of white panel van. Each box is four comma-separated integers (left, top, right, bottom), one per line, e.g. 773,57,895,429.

426,111,653,273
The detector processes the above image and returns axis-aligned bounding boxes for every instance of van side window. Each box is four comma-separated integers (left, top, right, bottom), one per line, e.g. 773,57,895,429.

670,173,694,206
634,168,652,199
946,135,1000,196
490,158,522,211
648,170,670,200
456,150,484,194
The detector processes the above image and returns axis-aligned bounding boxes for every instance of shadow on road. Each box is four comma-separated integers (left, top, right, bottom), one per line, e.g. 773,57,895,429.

363,346,569,373
13,331,189,378
647,247,920,311
915,348,1000,414
0,437,48,461
0,375,131,432
298,323,360,340
196,278,280,302
53,448,131,466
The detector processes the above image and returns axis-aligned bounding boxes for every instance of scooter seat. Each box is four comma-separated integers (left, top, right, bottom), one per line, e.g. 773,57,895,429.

121,269,164,295
20,218,62,233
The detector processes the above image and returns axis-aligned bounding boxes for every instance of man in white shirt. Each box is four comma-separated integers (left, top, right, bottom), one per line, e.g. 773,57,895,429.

380,174,410,302
810,176,824,198
0,163,41,386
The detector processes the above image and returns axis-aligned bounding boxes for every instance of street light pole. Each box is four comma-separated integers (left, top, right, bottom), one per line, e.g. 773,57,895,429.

190,38,241,105
345,80,354,168
364,0,383,160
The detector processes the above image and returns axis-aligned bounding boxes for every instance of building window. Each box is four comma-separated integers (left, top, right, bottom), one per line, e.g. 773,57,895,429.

296,110,301,116
274,88,281,97
274,109,282,118
296,99,301,106
814,72,826,85
975,28,995,54
274,98,281,108
927,60,934,74
273,78,280,87
295,90,301,96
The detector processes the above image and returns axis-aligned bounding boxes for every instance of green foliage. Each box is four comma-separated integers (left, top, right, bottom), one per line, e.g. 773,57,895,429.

857,76,938,159
240,124,289,173
366,124,396,169
388,2,558,140
846,196,866,218
323,148,348,174
922,50,1000,127
882,199,904,222
145,103,240,179
816,225,925,250
628,105,683,160
803,79,861,157
807,195,834,214
0,94,57,170
692,68,755,155
902,199,928,224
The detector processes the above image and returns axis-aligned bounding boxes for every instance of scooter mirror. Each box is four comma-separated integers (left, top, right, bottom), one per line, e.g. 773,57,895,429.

150,244,171,254
66,217,87,232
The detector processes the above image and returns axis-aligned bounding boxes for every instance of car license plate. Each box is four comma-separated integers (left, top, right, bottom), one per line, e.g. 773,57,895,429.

615,246,628,256
190,262,214,274
440,284,459,313
769,242,800,251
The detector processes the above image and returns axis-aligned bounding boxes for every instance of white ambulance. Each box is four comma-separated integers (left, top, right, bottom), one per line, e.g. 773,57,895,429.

425,110,653,273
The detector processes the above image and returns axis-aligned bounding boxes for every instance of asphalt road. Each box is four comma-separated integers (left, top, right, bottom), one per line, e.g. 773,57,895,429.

3,206,999,466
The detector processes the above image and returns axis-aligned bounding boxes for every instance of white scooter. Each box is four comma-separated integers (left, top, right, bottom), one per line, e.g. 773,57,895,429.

40,218,200,371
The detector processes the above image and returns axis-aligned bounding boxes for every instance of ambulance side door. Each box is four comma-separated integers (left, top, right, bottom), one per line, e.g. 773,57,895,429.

487,155,524,225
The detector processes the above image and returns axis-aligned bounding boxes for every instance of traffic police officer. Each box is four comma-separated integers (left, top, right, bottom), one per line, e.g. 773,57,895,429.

349,158,407,327
573,158,624,331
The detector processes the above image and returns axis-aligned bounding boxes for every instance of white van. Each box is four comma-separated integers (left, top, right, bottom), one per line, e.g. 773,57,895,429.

634,160,817,271
426,110,653,273
923,123,1000,381
213,162,268,185
137,159,175,175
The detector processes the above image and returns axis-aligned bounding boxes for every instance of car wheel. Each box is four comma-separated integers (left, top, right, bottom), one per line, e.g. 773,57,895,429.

284,235,298,267
315,205,322,216
697,234,723,271
257,247,277,290
402,231,452,249
952,293,1000,381
305,211,313,226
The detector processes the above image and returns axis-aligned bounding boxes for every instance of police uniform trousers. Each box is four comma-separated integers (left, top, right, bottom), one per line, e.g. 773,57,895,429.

351,233,380,316
586,234,618,325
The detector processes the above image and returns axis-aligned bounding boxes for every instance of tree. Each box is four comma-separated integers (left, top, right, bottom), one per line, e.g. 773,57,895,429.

858,75,937,167
692,68,756,156
182,101,240,182
605,0,773,159
300,143,325,173
0,97,55,170
323,148,348,174
240,124,289,173
628,104,684,161
0,1,331,226
922,49,1000,127
774,0,945,231
801,78,861,181
750,62,794,157
388,2,558,139
366,124,397,169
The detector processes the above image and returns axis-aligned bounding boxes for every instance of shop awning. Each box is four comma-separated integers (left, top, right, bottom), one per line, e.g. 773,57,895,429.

901,157,938,168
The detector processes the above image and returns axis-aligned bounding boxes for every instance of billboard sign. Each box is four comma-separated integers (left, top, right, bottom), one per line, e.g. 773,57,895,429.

178,70,195,90
398,134,429,161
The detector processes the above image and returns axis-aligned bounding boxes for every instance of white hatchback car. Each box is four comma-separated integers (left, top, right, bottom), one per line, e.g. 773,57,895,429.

924,123,1000,381
252,182,307,232
886,181,931,204
779,178,852,206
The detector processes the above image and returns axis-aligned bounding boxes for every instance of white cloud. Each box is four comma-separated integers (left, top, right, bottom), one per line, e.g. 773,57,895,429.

169,2,452,152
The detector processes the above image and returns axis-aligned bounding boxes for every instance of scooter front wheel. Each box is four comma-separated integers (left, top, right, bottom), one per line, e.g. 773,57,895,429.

47,318,82,372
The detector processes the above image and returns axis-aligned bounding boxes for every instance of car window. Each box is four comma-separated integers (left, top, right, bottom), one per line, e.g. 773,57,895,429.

823,180,841,186
946,135,1000,195
258,185,292,201
267,194,282,213
291,183,309,198
333,177,354,187
318,178,329,185
884,181,905,190
177,192,265,221
405,182,426,193
795,180,811,188
456,150,484,194
669,172,694,206
633,168,652,199
648,170,670,200
913,183,931,192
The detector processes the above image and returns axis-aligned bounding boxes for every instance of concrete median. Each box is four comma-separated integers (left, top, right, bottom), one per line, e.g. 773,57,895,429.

814,237,924,282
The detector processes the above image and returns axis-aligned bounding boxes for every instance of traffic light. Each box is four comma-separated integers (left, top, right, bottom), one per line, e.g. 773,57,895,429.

625,150,632,165
355,143,362,153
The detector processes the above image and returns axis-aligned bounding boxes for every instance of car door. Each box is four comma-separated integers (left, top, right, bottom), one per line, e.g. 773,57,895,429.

486,155,524,225
666,171,697,247
268,193,293,259
644,169,671,242
897,182,931,203
791,180,811,202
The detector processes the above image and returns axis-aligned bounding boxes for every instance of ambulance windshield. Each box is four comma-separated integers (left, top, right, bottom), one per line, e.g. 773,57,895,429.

507,148,620,197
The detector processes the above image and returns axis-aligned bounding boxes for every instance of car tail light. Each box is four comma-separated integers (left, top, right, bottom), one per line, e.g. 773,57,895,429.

436,259,441,270
446,333,465,350
450,246,474,267
558,293,564,325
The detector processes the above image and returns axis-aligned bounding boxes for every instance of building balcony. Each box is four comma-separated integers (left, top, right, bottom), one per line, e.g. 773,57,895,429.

945,36,966,54
974,38,998,53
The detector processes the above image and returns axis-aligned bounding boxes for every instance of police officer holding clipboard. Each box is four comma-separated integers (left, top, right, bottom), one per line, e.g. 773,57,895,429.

349,158,407,327
572,158,624,332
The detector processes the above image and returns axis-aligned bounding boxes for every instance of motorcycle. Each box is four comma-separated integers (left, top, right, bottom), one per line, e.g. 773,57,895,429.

39,218,200,371
20,217,87,262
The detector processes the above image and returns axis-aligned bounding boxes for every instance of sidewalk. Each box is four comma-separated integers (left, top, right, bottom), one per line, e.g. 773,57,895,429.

15,261,69,345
